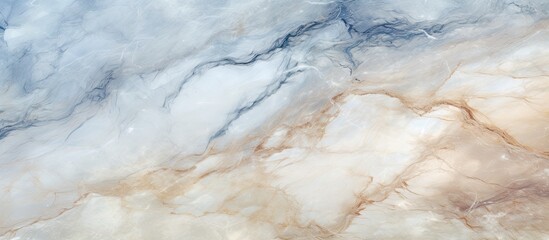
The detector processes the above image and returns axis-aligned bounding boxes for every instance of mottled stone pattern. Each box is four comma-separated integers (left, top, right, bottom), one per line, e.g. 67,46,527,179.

0,0,548,239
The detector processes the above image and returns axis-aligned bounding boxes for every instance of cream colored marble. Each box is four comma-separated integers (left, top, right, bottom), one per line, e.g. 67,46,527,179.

1,1,549,239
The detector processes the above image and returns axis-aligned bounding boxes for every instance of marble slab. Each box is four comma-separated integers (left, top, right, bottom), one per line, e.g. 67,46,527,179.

1,0,548,239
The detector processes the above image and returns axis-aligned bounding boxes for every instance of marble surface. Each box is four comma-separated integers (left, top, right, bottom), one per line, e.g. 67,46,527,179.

1,0,549,239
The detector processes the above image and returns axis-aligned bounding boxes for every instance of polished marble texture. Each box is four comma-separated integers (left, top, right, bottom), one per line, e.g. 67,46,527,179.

1,0,549,239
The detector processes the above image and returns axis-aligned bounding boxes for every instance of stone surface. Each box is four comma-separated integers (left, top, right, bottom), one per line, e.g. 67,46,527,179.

1,1,548,239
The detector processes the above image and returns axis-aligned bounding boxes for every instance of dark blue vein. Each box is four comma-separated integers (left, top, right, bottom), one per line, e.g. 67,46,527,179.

0,69,117,141
162,19,335,108
208,64,303,142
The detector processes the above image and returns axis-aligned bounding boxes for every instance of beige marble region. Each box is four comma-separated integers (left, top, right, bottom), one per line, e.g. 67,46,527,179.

1,1,548,239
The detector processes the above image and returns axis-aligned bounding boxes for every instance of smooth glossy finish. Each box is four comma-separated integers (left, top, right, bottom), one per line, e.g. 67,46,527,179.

1,1,548,239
